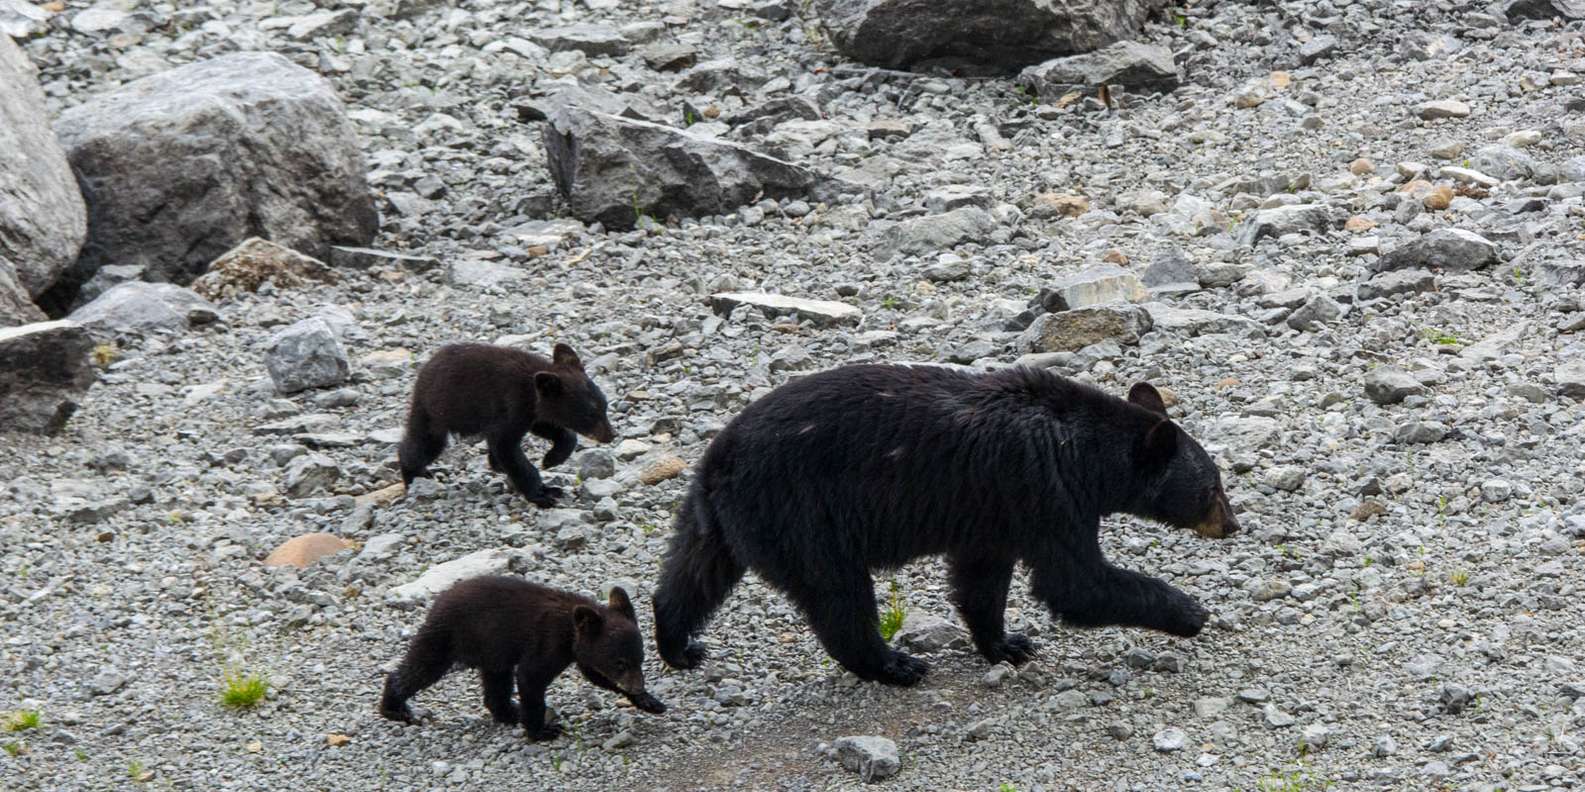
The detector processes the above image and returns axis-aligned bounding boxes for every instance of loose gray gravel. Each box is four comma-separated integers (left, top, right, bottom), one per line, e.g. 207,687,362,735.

4,1,1585,791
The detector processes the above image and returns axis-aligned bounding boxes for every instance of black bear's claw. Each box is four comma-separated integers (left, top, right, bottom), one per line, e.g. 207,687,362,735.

989,633,1039,665
875,651,930,686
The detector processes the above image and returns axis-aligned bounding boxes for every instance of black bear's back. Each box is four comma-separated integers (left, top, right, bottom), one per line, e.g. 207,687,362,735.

695,364,1120,570
412,344,548,435
421,575,579,672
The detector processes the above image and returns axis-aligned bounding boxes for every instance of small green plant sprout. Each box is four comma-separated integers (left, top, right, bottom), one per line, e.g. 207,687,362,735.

1173,11,1188,27
1450,569,1470,587
878,579,907,642
3,709,40,732
2,741,22,757
998,784,1020,792
880,295,900,310
1421,328,1461,345
92,343,117,367
219,671,269,710
128,760,154,783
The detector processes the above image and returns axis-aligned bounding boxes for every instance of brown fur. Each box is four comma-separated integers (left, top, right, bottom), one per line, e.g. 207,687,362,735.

398,342,614,507
379,576,665,740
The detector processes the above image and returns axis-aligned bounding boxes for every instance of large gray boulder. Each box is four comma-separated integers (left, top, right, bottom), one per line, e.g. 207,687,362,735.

544,107,816,230
68,281,218,338
53,52,378,296
0,320,97,435
0,263,46,328
0,35,88,304
814,0,1169,70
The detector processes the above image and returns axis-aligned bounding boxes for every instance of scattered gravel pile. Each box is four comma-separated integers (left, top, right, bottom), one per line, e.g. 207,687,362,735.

2,0,1585,790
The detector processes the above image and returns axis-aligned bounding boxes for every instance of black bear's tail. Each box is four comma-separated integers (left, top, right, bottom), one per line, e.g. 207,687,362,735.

652,491,744,670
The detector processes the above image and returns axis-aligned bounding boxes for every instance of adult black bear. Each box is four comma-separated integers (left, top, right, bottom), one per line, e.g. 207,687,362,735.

398,342,615,507
652,364,1239,686
379,576,665,740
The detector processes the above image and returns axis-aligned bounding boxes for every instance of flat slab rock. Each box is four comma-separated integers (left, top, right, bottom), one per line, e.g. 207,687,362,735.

1020,41,1181,99
814,0,1168,69
710,292,862,326
385,548,527,608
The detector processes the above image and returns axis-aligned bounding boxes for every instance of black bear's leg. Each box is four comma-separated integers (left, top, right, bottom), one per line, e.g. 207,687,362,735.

398,407,446,485
779,569,929,687
487,445,503,473
948,552,1037,666
1030,534,1208,637
515,666,561,741
487,430,563,507
379,632,451,722
652,498,746,670
480,668,520,725
531,422,577,469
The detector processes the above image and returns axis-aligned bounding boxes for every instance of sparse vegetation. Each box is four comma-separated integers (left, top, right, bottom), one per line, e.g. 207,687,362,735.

878,579,907,642
2,741,22,757
128,760,154,782
3,709,40,732
91,343,117,367
1450,569,1470,587
219,671,269,710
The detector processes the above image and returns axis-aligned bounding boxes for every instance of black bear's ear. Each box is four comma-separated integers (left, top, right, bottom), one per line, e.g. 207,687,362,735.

606,587,636,619
573,605,604,637
1128,382,1169,416
1141,419,1180,466
552,343,582,369
535,371,564,397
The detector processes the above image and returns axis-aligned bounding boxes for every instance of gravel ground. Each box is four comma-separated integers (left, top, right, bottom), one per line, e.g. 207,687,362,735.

4,0,1585,790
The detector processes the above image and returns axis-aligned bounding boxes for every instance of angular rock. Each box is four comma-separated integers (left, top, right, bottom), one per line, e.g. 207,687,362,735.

1019,305,1153,352
833,735,901,783
815,0,1169,70
0,0,51,39
264,533,353,568
0,35,87,302
1462,323,1528,366
191,238,338,302
1471,145,1537,182
1417,100,1471,120
1286,294,1347,331
447,259,528,289
894,614,970,653
1532,261,1585,288
1143,249,1198,289
514,83,663,124
1364,367,1425,405
53,52,378,296
1298,35,1339,65
385,548,524,608
68,282,218,337
1557,361,1585,400
529,24,630,57
1238,204,1332,246
710,292,861,326
873,208,996,260
1152,727,1188,752
265,318,350,394
1505,0,1585,20
283,453,342,498
1036,266,1148,311
0,320,96,434
0,263,45,327
1143,303,1265,338
1020,41,1180,99
1358,269,1437,301
544,107,815,231
1374,229,1498,273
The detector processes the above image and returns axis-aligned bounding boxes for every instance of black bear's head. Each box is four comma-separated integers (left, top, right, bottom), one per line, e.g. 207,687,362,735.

571,587,666,715
533,343,616,443
1125,383,1240,539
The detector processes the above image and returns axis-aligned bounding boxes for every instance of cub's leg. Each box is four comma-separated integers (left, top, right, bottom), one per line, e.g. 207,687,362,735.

487,430,563,507
531,422,577,469
948,551,1037,665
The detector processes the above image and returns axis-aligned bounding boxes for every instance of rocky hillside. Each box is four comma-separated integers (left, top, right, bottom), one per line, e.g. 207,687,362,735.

2,0,1584,790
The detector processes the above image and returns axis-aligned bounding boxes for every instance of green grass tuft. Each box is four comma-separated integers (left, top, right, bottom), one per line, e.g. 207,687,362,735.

219,672,269,710
3,710,40,733
878,580,906,642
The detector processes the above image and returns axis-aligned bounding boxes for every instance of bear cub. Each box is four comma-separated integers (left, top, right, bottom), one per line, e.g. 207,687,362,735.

379,576,665,740
399,342,614,507
652,364,1239,687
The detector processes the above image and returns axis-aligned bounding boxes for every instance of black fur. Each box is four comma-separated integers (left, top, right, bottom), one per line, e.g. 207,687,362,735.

398,342,614,507
379,576,665,740
652,364,1239,686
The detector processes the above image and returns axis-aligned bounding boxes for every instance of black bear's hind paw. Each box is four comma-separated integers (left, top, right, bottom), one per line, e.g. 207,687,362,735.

876,651,930,686
527,486,565,508
663,639,707,670
525,722,563,742
491,703,522,725
988,633,1039,665
379,702,417,724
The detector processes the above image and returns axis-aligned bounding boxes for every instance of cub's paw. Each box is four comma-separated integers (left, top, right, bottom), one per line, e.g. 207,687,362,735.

542,447,574,469
525,722,563,742
490,703,522,725
378,702,417,724
626,692,667,714
526,486,566,508
984,633,1039,665
1163,597,1210,638
875,651,930,687
662,639,707,670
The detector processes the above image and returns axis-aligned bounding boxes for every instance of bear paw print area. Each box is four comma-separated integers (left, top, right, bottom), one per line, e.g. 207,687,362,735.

1,1,1583,791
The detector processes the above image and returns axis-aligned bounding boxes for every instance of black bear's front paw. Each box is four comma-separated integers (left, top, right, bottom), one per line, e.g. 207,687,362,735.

525,721,563,742
490,703,522,725
526,486,565,508
626,692,667,714
662,639,707,670
1163,597,1210,638
542,446,573,469
378,702,417,724
874,651,930,687
984,633,1039,665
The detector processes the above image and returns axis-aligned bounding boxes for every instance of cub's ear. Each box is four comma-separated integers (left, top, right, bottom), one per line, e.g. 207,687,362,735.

552,343,582,369
607,586,636,619
573,605,603,637
1128,382,1169,416
534,371,564,397
1140,419,1180,466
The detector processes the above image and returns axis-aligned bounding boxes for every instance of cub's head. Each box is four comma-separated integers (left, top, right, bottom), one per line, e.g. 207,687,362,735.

1125,383,1239,539
572,587,666,715
534,343,616,443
